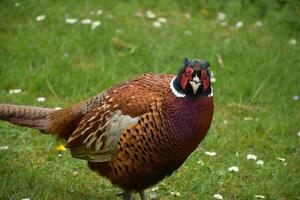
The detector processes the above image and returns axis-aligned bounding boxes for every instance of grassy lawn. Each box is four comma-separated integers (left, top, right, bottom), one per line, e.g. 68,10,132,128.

0,0,299,199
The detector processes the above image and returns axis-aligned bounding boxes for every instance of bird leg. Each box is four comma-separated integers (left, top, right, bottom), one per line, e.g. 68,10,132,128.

116,191,134,200
139,190,147,200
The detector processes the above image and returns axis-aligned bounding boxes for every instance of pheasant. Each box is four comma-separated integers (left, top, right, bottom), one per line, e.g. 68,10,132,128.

0,58,214,200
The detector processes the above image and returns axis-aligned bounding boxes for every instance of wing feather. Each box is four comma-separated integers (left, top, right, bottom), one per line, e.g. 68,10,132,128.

66,74,173,162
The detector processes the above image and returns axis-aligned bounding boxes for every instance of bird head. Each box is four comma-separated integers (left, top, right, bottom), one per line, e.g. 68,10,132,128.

176,58,212,96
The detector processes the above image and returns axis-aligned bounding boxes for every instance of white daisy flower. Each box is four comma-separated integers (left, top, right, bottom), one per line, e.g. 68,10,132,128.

276,157,286,162
255,21,263,27
256,160,264,165
247,154,257,160
96,9,103,15
91,21,101,30
36,15,46,22
213,194,223,199
158,17,167,23
81,19,92,24
255,195,266,199
146,10,156,19
289,38,297,46
235,21,243,29
244,117,253,121
15,2,20,7
211,77,216,83
217,12,226,21
204,151,217,157
9,88,22,94
170,191,181,196
228,166,239,172
292,95,299,101
37,97,46,102
0,146,9,150
152,21,161,28
223,120,228,125
65,18,78,24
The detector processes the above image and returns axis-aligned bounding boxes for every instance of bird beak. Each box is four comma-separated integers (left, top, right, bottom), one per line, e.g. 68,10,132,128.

189,75,201,94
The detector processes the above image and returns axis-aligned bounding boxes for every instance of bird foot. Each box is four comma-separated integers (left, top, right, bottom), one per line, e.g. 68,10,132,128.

139,190,147,200
116,190,147,200
116,191,135,200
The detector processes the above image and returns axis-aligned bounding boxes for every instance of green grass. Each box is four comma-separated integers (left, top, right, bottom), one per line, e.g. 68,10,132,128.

0,0,299,199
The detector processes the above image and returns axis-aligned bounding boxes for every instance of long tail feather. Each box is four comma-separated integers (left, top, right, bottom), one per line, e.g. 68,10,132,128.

0,104,53,131
0,103,84,140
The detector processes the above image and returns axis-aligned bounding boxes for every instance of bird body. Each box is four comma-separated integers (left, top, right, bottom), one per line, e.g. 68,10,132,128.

0,59,214,199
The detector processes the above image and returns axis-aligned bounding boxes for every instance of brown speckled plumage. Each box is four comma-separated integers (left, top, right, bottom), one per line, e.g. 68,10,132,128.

0,58,214,199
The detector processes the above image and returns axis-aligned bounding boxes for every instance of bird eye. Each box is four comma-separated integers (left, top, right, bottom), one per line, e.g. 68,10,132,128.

183,66,194,77
184,72,190,77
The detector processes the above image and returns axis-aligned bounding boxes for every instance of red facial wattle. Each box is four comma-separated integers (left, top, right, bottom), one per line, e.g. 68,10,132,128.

201,69,209,91
180,66,193,90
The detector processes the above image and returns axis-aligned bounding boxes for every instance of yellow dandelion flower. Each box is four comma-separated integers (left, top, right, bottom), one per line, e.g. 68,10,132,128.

56,145,66,152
